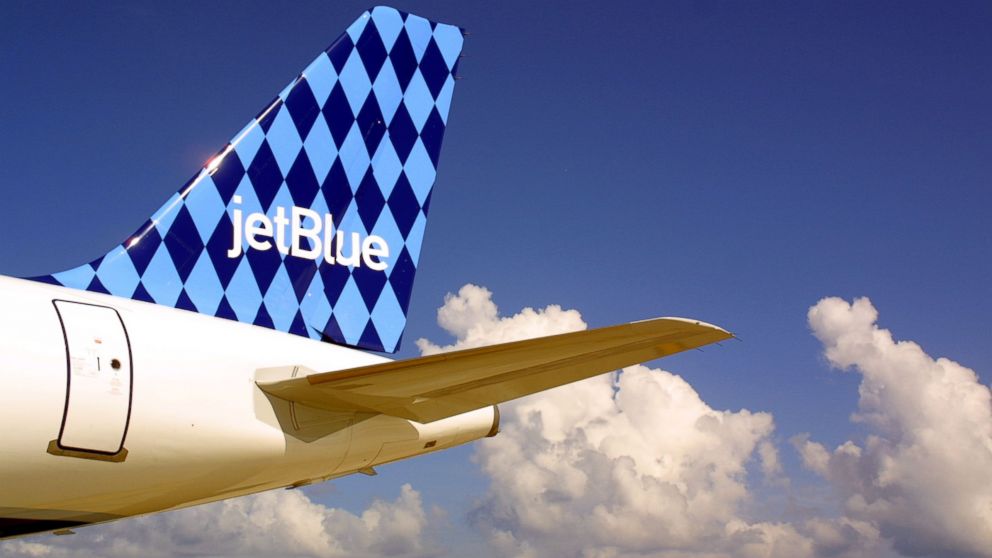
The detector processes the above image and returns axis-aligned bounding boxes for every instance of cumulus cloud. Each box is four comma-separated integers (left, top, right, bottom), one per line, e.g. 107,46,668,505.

419,284,836,558
797,297,992,558
0,484,434,558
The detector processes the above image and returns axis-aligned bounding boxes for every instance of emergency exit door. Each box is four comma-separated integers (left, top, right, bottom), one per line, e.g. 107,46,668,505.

53,300,133,457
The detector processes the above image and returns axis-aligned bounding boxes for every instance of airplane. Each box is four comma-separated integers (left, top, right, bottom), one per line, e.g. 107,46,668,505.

0,6,732,540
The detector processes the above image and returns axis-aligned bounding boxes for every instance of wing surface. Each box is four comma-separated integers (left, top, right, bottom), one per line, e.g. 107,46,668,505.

257,317,732,423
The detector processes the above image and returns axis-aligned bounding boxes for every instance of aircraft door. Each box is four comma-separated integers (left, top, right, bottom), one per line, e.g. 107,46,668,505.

53,300,133,458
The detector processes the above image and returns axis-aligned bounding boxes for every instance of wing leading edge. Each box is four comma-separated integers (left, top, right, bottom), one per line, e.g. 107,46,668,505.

257,317,733,423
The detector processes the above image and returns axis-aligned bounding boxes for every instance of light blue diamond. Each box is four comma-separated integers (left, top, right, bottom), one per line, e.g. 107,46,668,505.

371,283,405,352
229,175,264,255
184,175,227,244
151,193,183,238
373,60,403,124
371,6,403,50
433,23,464,70
338,198,369,244
304,53,338,106
304,116,337,184
278,78,297,102
266,106,304,177
371,140,402,199
403,139,437,205
263,264,298,332
53,264,95,290
339,49,373,116
232,174,264,215
225,258,263,324
234,121,265,167
405,211,428,264
184,251,225,316
141,245,183,307
300,271,331,332
404,14,433,60
403,70,435,128
371,207,403,274
339,123,371,192
331,275,371,345
435,75,455,124
96,247,140,298
346,11,371,43
267,183,296,255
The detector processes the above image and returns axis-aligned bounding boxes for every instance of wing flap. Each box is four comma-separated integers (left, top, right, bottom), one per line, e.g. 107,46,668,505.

257,317,732,423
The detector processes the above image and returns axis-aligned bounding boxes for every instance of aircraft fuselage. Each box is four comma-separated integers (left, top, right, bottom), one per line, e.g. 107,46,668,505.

0,276,497,538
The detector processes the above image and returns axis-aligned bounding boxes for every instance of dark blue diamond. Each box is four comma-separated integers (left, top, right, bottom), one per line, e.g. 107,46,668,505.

420,107,446,168
322,158,353,228
319,263,351,307
30,274,60,286
422,187,434,216
356,94,386,155
320,314,345,344
133,282,155,303
206,212,241,289
211,150,246,204
283,256,319,303
245,243,283,295
285,151,320,208
246,140,284,212
216,295,238,321
418,39,449,99
355,169,386,232
356,20,388,81
256,97,282,133
389,28,418,92
285,79,321,139
387,174,420,238
387,103,418,163
289,309,308,337
326,33,354,73
253,303,275,328
358,321,385,353
322,82,355,148
87,275,110,295
176,289,198,312
352,263,388,313
126,220,161,276
162,205,204,283
389,246,417,314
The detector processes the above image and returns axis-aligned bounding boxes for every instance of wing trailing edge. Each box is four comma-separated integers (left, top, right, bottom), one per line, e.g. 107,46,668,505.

256,317,732,423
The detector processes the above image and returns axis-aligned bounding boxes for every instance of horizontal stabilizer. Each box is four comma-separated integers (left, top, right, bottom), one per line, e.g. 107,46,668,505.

257,317,732,423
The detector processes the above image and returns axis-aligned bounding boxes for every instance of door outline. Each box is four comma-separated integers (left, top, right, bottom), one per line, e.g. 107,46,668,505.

48,299,133,462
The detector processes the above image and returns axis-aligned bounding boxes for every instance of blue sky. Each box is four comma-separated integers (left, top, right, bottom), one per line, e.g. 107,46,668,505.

1,2,990,556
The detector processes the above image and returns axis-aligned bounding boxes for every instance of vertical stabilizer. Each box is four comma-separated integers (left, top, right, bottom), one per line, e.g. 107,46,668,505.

34,7,464,353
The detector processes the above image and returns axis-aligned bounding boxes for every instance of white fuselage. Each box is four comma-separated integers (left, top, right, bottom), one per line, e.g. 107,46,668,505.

0,275,496,537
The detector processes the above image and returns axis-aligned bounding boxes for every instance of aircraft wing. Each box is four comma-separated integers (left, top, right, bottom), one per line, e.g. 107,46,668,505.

256,317,732,423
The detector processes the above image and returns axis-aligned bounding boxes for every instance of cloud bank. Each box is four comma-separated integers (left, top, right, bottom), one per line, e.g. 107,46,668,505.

420,284,820,558
1,484,435,558
797,297,992,558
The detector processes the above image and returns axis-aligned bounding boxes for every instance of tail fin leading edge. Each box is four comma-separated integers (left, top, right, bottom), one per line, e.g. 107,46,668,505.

35,7,464,353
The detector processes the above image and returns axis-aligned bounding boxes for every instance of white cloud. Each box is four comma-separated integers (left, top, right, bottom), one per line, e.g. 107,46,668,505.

416,284,586,355
0,484,434,558
800,297,992,558
420,284,853,558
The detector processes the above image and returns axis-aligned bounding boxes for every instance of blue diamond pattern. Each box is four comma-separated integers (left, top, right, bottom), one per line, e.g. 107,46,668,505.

35,6,463,353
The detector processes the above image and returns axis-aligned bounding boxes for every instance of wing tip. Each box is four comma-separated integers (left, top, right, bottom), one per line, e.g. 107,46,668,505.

633,316,734,339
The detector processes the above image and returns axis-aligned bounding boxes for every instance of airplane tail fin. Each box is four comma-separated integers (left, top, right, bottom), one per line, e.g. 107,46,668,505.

33,6,464,353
